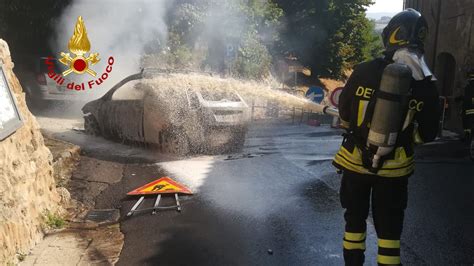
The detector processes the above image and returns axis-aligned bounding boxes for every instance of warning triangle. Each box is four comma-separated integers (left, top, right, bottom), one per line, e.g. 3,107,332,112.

127,177,193,196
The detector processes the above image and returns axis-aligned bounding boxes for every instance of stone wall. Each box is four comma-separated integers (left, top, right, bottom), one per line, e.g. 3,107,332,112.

405,0,474,131
0,39,61,264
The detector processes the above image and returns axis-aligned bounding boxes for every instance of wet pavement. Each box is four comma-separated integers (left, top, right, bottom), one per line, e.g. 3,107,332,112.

87,121,473,265
403,140,474,265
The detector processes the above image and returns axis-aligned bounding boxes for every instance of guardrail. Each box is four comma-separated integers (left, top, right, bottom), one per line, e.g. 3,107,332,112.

250,96,448,135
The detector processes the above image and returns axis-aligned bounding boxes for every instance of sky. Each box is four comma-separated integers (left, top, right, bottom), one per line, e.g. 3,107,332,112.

366,0,404,14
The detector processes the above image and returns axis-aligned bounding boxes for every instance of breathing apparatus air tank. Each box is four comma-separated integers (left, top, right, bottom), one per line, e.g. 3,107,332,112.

367,63,412,171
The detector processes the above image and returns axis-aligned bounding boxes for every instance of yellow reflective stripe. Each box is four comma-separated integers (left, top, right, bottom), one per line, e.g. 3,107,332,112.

383,147,414,168
377,165,414,177
335,152,413,174
340,119,350,129
337,146,413,169
413,128,424,144
344,232,366,241
395,147,407,160
377,255,401,265
378,239,400,249
383,160,414,169
334,153,369,174
338,146,363,164
343,240,366,250
357,100,369,127
334,149,414,178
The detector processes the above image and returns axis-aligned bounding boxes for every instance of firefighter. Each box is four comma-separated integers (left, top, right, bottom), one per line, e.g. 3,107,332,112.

333,9,440,265
461,70,474,141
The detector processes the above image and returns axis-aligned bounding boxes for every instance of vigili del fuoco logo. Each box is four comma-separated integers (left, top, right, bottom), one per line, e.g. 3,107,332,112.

45,16,115,91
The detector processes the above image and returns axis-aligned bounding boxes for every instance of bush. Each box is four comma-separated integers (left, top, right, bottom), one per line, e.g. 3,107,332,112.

232,33,272,80
44,211,65,229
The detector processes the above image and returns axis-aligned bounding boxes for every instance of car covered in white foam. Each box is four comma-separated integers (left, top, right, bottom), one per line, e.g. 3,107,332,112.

82,69,250,154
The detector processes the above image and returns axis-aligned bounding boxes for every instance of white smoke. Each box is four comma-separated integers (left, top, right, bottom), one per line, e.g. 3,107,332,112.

52,0,172,98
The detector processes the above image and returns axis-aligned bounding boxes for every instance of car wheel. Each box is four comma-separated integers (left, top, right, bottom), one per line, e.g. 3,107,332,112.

162,128,190,155
84,114,101,136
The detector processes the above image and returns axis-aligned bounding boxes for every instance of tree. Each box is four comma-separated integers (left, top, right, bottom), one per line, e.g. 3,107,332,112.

232,31,272,79
275,0,379,80
324,0,374,79
362,19,385,62
162,0,283,79
0,0,72,56
273,0,330,73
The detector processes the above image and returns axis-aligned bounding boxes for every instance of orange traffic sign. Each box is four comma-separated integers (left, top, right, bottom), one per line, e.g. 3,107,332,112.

127,177,193,196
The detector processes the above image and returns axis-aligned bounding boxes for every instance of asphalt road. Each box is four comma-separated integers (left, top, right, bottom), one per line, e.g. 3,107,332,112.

403,139,474,265
91,121,474,265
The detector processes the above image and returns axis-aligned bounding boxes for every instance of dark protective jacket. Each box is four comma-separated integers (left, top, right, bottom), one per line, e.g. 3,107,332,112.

462,82,474,129
333,58,440,178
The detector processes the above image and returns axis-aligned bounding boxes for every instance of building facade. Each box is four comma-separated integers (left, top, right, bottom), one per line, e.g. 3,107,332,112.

404,0,474,131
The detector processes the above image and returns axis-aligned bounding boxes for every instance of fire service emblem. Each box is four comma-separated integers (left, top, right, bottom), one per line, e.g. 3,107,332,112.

45,16,115,91
59,16,100,76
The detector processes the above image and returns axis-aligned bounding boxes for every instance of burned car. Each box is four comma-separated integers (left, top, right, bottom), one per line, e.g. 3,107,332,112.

15,57,75,105
82,70,250,154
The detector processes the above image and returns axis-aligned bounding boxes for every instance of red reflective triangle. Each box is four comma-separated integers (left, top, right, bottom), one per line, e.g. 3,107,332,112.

127,177,193,195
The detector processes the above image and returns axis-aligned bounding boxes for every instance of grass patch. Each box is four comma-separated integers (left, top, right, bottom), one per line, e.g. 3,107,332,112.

17,252,27,262
44,211,65,229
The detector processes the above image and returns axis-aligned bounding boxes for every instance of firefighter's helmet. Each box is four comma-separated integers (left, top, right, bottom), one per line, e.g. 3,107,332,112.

382,9,428,52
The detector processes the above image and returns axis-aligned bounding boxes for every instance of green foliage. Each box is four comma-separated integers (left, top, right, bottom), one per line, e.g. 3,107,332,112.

273,0,330,71
0,0,73,55
44,211,65,229
153,0,382,80
226,1,283,79
242,0,283,42
166,31,203,69
363,20,385,61
167,2,207,47
0,0,384,81
233,32,272,79
324,0,376,79
275,0,381,80
162,0,283,79
17,253,27,262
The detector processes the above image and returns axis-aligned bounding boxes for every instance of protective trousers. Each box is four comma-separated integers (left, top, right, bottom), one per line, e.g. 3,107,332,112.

340,171,408,266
